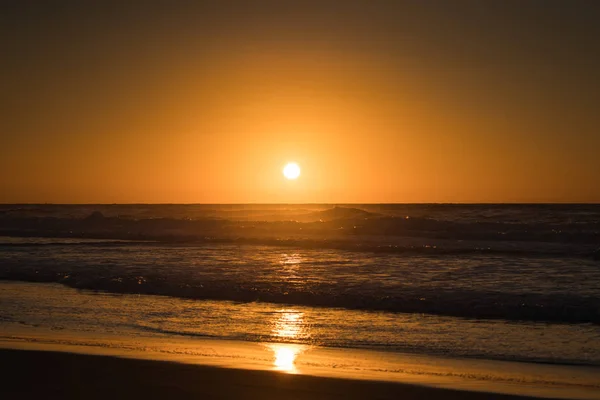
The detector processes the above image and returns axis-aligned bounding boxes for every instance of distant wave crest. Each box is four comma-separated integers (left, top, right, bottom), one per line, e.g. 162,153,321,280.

1,206,599,259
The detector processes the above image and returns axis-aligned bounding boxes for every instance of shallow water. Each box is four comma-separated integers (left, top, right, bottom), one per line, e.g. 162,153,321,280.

1,281,599,367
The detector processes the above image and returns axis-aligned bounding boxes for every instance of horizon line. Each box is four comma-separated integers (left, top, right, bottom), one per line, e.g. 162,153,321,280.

2,202,600,206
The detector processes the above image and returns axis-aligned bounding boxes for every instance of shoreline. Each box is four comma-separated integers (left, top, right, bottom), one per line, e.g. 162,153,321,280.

2,332,600,400
2,348,554,400
1,280,600,399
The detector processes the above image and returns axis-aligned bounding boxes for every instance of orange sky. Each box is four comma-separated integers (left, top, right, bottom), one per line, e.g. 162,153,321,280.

1,1,599,203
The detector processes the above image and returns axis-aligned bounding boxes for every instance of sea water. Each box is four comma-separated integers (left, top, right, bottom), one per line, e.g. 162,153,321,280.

1,204,599,396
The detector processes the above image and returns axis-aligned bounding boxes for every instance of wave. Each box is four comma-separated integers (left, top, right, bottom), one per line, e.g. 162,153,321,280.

300,206,380,221
0,238,596,260
1,204,599,325
1,268,598,325
1,207,599,259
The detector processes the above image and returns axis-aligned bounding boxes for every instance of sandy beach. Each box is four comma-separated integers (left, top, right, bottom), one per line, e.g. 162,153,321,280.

3,348,553,400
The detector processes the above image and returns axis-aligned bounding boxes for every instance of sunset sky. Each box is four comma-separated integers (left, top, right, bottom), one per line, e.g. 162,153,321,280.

1,1,599,203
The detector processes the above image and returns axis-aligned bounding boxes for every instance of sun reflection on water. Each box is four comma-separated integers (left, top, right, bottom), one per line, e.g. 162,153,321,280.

270,254,311,372
279,253,303,267
268,308,310,372
273,310,305,339
271,344,300,372
268,343,306,373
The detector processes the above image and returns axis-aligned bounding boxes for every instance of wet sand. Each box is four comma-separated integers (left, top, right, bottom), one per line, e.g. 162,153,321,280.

2,348,548,400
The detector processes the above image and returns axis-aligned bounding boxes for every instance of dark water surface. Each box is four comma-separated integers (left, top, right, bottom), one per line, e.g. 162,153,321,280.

1,204,599,366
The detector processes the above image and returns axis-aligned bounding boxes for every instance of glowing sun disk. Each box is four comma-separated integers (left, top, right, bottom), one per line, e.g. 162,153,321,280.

283,163,301,180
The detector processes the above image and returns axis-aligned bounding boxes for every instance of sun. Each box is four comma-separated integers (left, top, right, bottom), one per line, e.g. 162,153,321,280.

283,163,301,180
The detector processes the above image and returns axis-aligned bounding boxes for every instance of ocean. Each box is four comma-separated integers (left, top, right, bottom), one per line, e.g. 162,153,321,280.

1,204,599,396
